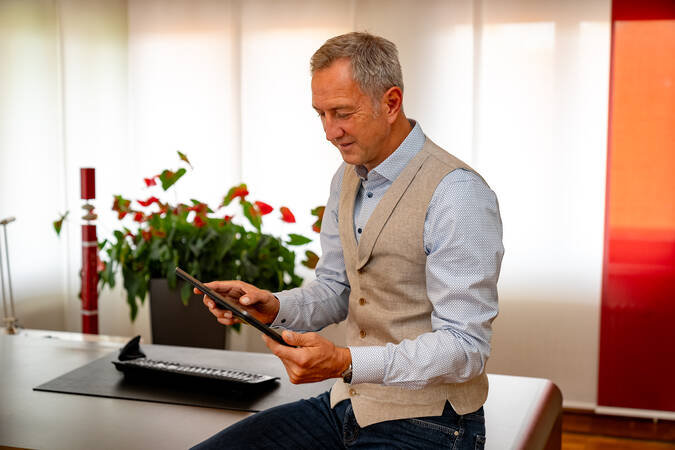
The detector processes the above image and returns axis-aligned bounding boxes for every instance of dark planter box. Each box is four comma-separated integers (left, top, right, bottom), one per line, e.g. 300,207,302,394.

149,279,226,349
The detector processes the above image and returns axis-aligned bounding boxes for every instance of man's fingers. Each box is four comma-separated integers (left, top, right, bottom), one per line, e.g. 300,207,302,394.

262,333,295,358
263,331,308,361
204,281,246,296
202,295,214,308
283,330,318,347
238,289,267,306
217,316,241,326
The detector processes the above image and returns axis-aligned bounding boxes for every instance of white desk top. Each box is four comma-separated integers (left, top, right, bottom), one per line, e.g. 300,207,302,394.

0,331,561,450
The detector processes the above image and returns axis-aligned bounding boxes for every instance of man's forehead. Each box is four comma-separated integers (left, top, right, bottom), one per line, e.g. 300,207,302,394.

311,65,367,109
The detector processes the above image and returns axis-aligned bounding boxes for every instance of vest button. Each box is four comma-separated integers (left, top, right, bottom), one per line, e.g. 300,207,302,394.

359,329,366,339
359,298,366,305
349,388,357,396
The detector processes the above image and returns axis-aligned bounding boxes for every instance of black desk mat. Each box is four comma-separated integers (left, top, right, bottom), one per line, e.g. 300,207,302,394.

34,343,334,412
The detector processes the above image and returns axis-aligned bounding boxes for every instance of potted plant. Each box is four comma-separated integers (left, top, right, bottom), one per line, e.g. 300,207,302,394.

56,152,322,348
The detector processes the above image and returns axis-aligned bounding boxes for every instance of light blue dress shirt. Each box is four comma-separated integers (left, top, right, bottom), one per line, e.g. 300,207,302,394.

273,121,504,389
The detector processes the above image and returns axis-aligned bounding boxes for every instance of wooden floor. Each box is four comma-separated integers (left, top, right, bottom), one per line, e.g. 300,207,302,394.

562,410,675,449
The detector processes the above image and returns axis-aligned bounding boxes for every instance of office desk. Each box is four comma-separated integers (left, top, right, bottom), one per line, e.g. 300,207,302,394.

0,331,561,449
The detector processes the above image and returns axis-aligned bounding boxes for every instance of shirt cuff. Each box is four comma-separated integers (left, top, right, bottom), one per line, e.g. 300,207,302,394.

270,290,297,328
348,346,387,385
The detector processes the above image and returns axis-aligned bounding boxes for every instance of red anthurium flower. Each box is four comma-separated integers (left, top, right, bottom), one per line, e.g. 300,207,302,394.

233,186,248,199
144,177,157,187
219,215,233,227
189,203,208,215
133,212,145,222
137,196,160,207
254,201,273,215
222,184,250,206
194,215,206,228
312,222,321,233
141,229,152,241
118,211,128,220
280,206,296,223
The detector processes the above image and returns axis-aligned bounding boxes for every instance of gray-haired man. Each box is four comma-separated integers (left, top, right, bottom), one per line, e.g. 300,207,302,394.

193,32,503,449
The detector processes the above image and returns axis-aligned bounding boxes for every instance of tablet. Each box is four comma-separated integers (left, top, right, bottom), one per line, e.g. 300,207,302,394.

175,267,293,347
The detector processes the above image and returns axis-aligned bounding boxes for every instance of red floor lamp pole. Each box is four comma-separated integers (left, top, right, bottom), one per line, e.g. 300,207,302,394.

80,168,98,334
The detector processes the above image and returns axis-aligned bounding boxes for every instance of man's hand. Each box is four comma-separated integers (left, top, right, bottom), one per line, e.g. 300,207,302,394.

262,330,351,384
194,280,280,326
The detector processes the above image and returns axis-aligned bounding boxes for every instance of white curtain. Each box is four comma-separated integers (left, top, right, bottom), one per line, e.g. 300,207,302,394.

0,0,610,408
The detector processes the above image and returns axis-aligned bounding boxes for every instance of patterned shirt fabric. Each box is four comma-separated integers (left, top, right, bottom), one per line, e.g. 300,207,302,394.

273,120,504,389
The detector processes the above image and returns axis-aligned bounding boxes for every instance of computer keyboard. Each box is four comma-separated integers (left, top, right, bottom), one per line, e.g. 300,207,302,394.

113,358,278,385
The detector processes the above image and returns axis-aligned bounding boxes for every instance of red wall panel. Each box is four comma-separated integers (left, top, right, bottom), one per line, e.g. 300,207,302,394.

599,2,675,412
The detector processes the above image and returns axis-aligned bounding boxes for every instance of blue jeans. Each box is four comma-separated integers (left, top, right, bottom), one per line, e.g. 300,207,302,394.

191,390,486,449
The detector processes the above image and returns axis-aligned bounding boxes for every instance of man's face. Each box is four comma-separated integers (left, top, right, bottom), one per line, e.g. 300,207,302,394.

311,59,390,170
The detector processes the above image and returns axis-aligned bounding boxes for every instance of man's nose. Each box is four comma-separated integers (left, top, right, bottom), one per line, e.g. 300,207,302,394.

324,116,344,141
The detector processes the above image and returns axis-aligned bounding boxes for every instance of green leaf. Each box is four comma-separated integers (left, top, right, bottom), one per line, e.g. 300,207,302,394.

287,233,312,246
311,206,325,218
241,200,261,232
159,168,187,191
180,282,193,306
301,250,320,269
53,211,69,236
177,150,193,169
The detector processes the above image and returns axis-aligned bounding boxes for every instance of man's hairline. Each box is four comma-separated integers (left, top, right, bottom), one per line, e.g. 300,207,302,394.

312,59,403,116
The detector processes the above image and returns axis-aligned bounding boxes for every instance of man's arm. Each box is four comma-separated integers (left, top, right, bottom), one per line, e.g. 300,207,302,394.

348,169,504,388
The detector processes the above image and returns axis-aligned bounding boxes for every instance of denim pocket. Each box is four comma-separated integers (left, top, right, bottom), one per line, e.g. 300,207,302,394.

475,434,486,450
402,418,462,449
407,417,461,436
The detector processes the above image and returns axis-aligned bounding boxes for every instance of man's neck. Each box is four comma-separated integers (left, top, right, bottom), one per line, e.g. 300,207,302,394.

364,114,413,172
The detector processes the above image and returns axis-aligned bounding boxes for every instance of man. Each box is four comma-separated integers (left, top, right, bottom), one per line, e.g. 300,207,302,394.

193,32,503,449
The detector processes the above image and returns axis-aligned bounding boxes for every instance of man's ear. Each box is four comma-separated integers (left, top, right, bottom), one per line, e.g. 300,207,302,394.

381,86,403,123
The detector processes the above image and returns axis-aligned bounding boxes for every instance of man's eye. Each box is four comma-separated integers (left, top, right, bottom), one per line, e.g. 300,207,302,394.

336,112,352,119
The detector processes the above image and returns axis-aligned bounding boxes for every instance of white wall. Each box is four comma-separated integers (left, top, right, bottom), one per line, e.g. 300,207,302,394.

0,0,66,331
0,0,611,409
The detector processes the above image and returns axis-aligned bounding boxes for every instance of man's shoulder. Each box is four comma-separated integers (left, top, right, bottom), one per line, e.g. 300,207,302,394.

422,138,473,173
422,137,488,188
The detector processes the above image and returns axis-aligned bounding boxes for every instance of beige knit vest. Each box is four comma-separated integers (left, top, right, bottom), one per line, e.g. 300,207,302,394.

329,138,490,427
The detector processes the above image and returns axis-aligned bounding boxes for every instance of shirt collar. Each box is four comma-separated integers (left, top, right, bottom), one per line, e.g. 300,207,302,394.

354,119,425,182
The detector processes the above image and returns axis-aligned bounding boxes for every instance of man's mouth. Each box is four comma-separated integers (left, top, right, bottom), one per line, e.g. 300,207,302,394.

337,142,355,151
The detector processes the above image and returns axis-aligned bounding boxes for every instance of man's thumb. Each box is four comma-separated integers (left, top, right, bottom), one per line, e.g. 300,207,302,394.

282,330,306,346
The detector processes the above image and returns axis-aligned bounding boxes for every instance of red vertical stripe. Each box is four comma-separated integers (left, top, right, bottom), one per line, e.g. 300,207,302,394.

599,0,675,412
